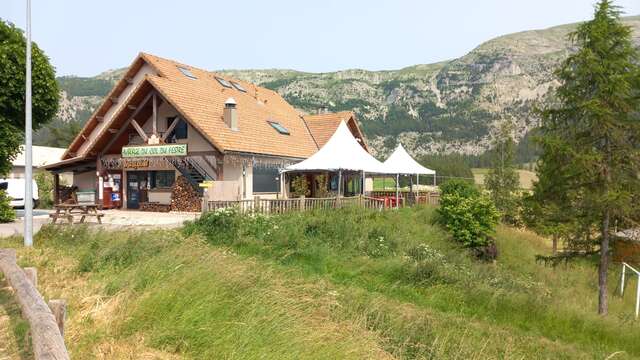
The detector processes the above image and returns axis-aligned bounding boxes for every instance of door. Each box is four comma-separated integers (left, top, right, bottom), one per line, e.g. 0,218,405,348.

126,171,148,209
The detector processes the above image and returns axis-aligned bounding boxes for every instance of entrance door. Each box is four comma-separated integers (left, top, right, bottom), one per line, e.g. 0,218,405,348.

126,171,148,209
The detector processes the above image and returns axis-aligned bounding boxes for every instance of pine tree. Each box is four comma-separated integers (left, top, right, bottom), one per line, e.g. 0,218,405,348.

535,0,640,315
485,121,520,223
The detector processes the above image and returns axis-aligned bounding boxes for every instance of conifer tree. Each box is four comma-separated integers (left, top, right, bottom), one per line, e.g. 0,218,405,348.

534,0,640,315
485,121,519,223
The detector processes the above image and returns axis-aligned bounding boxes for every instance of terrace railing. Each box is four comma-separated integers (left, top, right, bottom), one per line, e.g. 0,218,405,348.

205,195,387,215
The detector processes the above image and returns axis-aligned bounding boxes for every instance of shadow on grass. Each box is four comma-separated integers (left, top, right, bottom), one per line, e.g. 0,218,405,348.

0,279,33,360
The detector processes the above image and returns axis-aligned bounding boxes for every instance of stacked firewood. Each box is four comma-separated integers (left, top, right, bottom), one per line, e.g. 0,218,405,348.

170,176,201,212
139,202,171,212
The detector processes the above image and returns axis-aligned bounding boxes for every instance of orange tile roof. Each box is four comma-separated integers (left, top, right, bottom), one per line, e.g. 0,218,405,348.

304,111,368,151
66,52,365,161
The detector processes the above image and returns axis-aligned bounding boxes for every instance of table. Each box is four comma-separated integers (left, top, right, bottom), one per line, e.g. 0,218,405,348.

50,204,104,224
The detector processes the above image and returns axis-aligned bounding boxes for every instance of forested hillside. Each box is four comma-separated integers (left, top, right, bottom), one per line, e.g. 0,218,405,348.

38,16,640,160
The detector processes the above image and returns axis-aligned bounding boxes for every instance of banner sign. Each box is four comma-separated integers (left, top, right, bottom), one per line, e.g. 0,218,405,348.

122,144,187,158
124,159,149,169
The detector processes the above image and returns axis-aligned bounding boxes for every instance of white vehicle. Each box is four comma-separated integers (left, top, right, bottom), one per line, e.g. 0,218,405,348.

0,178,39,208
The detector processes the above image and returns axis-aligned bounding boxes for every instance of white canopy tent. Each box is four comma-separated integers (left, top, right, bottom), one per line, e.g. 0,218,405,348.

284,120,390,196
382,144,437,207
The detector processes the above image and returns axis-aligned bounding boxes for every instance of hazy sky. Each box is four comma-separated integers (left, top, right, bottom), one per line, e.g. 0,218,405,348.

2,0,639,77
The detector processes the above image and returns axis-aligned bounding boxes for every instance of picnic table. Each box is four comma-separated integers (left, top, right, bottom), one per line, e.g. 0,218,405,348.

50,203,104,224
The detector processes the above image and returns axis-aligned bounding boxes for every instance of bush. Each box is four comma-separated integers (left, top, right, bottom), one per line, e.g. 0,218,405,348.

437,179,499,255
0,189,14,223
291,175,310,198
184,207,241,244
35,170,54,208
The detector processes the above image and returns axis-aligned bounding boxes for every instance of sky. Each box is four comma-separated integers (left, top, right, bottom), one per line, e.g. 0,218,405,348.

2,0,640,77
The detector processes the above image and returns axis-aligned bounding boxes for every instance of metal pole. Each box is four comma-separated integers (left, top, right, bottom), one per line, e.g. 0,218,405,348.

636,274,640,319
621,263,626,296
24,0,33,247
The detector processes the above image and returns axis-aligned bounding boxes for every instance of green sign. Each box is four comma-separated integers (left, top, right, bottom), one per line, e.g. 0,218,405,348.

121,144,187,158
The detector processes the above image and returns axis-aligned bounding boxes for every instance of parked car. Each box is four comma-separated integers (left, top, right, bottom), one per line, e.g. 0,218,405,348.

0,178,39,208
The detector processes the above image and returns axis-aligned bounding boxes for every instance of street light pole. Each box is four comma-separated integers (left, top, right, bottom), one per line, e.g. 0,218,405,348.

24,0,33,247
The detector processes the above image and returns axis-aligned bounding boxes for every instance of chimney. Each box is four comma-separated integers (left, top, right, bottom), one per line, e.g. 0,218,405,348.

224,97,238,131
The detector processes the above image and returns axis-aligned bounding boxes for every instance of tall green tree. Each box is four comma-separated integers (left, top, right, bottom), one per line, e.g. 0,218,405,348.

0,19,59,176
485,121,520,223
534,0,640,315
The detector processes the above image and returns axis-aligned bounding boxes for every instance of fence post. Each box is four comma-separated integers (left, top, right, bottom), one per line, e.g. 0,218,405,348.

48,299,66,338
254,196,261,214
299,195,305,211
621,263,627,296
24,267,37,288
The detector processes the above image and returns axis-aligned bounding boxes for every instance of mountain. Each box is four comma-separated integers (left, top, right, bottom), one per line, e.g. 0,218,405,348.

42,16,640,158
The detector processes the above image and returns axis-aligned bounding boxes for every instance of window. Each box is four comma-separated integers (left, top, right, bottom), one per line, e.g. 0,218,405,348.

231,81,247,92
166,117,188,141
177,66,197,79
150,171,175,189
268,121,290,135
253,167,280,193
215,76,233,88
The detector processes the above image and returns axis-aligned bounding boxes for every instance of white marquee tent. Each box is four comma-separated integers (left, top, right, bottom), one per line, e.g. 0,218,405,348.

285,121,389,174
382,144,437,207
284,120,390,196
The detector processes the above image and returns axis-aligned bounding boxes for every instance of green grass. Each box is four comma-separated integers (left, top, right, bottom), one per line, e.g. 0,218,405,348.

472,168,538,190
1,206,639,359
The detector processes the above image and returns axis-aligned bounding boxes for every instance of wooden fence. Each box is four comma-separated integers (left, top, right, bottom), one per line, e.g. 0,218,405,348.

369,191,440,206
206,195,388,214
0,249,69,360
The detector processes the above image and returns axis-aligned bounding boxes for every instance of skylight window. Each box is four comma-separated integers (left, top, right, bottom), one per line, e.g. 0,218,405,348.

177,66,197,79
231,81,247,92
268,121,290,135
215,76,233,88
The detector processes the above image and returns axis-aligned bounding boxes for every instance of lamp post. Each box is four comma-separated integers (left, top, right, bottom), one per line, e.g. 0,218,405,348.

24,0,33,247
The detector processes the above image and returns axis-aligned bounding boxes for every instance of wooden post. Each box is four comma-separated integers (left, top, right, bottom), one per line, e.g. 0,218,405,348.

0,249,69,359
48,299,66,338
254,196,261,214
53,173,60,205
152,93,158,136
23,267,37,288
299,195,305,211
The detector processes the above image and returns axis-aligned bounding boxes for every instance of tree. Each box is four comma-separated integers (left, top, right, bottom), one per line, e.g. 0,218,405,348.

534,0,640,315
0,19,59,176
484,121,520,223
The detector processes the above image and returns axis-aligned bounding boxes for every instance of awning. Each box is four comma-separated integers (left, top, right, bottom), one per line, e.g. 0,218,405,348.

383,144,435,175
284,121,389,173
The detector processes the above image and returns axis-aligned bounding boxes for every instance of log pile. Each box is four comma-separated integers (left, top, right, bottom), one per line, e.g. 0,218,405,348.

170,176,201,212
139,202,171,212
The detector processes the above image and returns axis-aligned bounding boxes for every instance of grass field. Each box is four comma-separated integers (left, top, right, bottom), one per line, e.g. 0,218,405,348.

472,168,538,190
1,206,639,359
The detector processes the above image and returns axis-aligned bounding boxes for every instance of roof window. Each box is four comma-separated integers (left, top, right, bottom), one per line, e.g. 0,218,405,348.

268,121,290,135
215,76,233,88
177,66,197,79
231,81,247,92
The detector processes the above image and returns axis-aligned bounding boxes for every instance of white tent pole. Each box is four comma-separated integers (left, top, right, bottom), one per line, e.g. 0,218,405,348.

434,173,437,187
338,170,342,197
417,174,420,201
395,173,399,208
362,170,365,195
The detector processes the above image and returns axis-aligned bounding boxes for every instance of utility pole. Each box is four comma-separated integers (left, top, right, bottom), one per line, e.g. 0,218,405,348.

24,0,33,247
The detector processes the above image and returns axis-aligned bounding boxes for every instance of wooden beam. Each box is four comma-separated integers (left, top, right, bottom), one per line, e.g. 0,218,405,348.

161,116,181,142
80,134,88,141
127,104,137,110
96,116,104,122
131,119,149,142
101,91,155,155
110,97,119,103
53,173,59,205
107,128,118,134
125,77,134,84
152,93,157,136
0,250,70,359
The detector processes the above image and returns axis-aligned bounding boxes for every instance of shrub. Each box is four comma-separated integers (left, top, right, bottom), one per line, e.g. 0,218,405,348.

360,228,396,258
185,207,241,244
438,193,500,249
439,179,479,199
0,189,14,223
35,170,54,209
291,175,310,198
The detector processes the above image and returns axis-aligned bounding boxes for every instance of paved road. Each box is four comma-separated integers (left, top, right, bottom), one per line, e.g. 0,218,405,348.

0,210,51,238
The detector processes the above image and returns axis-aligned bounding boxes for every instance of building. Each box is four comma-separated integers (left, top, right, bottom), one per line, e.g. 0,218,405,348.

7,146,66,179
46,53,367,209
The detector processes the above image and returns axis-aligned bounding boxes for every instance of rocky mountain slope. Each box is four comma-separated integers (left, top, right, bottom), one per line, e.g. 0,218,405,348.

50,16,640,158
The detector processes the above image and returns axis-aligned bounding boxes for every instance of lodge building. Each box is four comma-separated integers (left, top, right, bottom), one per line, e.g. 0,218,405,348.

46,53,368,209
